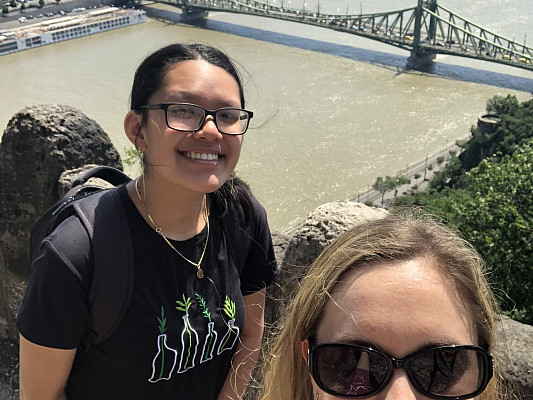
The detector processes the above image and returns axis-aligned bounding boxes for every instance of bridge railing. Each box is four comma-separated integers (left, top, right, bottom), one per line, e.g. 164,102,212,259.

420,4,532,67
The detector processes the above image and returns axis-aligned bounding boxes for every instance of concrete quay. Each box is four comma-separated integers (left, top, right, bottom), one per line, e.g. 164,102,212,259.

352,140,465,207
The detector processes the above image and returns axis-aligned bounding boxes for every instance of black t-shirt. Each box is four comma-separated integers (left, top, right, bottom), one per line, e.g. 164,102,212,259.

17,185,278,399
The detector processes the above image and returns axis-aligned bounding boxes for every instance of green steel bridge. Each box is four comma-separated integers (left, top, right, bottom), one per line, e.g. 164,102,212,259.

154,0,533,71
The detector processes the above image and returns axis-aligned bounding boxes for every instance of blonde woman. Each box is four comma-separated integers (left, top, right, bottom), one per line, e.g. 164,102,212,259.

261,214,503,400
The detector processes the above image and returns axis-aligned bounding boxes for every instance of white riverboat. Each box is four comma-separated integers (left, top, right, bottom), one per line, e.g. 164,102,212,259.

0,7,146,55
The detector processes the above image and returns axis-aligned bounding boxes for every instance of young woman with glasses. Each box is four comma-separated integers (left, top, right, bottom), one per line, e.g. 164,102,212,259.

260,214,504,400
18,43,278,399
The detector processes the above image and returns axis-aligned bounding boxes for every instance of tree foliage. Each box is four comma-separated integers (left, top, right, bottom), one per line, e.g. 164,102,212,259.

396,140,533,324
486,94,519,116
373,175,410,192
373,175,410,205
431,95,533,191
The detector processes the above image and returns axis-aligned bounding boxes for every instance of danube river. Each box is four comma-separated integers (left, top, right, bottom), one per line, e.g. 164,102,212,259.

1,0,532,231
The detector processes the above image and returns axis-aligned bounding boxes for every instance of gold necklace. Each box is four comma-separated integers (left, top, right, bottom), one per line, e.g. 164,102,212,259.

134,177,208,279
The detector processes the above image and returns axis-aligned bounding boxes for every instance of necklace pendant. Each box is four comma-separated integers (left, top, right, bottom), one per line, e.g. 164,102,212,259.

197,268,204,279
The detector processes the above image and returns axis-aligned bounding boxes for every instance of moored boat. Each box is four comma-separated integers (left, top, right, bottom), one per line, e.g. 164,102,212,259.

0,7,146,56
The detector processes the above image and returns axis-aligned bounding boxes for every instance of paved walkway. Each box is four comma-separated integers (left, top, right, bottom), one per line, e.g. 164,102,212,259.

351,142,464,208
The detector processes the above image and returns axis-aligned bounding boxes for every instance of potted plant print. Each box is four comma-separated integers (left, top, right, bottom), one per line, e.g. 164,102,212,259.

148,307,178,382
217,296,240,355
196,293,218,363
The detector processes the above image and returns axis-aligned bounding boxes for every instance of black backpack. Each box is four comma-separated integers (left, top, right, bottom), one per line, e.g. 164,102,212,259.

30,166,134,350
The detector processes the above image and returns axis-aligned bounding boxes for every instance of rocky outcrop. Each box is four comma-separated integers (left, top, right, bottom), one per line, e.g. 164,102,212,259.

0,104,122,340
284,201,388,267
497,315,533,399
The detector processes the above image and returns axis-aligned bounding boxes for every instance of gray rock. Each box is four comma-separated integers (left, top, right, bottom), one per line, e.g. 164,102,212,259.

284,200,388,268
0,104,122,340
497,315,533,399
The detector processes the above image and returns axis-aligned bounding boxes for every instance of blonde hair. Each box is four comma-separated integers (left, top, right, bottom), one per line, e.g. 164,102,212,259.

260,213,502,400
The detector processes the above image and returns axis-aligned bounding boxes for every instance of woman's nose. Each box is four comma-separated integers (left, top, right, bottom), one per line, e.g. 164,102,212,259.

379,370,419,400
194,116,223,141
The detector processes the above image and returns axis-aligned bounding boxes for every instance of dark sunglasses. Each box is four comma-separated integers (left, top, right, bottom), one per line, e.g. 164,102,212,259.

307,341,493,399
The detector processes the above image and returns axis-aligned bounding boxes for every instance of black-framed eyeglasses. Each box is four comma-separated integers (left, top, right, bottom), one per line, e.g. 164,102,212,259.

136,103,253,135
307,341,493,399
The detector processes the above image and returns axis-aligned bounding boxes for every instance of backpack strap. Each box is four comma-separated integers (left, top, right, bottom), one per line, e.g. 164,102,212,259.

72,166,132,187
74,189,134,350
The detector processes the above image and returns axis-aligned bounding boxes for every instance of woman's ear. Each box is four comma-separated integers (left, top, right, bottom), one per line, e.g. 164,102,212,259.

301,339,310,362
124,110,145,150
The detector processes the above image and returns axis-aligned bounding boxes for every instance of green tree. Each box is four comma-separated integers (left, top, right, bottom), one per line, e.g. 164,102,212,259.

392,95,533,323
20,2,26,10
123,146,142,171
397,141,533,324
486,94,519,116
373,176,410,206
1,5,8,15
426,97,533,193
38,0,44,7
9,0,16,8
459,96,533,173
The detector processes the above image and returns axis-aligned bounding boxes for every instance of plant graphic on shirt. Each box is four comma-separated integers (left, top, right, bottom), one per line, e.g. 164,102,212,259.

217,295,240,355
196,293,218,363
176,294,199,373
148,307,178,383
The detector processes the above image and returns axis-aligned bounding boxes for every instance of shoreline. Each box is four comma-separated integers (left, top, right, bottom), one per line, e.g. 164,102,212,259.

353,139,466,208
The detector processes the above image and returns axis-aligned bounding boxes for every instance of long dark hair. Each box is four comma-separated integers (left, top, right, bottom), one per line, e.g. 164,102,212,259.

130,43,254,225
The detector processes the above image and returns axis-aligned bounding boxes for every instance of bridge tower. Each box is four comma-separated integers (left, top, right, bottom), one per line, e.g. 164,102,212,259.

407,0,437,69
181,0,209,20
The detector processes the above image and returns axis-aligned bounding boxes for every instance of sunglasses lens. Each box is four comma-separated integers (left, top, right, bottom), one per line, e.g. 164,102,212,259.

409,347,487,398
314,345,389,396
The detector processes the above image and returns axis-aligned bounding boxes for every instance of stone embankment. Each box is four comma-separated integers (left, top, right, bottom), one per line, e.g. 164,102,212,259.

0,106,531,399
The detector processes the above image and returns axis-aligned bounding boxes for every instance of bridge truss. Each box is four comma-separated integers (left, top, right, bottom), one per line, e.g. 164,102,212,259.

167,0,533,71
